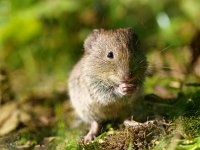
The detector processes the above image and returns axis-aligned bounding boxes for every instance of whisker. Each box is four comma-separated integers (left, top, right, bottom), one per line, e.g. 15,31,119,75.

136,67,148,70
159,45,172,53
135,58,146,65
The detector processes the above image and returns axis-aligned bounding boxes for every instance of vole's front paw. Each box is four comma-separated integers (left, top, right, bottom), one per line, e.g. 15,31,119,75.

115,83,137,96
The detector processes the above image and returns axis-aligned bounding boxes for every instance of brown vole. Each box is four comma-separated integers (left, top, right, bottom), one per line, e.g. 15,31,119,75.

68,28,147,142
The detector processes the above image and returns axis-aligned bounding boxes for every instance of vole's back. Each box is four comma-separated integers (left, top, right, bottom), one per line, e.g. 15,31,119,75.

68,28,147,123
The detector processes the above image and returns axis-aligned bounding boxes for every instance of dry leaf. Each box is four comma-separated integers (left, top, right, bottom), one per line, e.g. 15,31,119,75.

0,102,17,126
0,102,31,136
0,111,19,136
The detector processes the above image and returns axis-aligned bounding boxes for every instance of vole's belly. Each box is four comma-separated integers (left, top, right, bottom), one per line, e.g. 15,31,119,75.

86,97,133,123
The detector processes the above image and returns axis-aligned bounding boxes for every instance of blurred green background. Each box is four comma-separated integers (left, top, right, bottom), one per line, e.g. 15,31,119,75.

0,0,200,96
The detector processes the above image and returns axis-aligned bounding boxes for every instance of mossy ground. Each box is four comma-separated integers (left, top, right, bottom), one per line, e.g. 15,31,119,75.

0,89,199,149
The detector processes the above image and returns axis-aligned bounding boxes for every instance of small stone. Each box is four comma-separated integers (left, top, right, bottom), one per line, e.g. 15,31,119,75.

98,139,105,144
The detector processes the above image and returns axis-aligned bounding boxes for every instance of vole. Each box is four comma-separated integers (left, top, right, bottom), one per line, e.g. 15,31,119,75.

68,28,147,142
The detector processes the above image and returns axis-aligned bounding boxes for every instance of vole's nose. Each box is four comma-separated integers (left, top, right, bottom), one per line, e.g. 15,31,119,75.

121,73,133,83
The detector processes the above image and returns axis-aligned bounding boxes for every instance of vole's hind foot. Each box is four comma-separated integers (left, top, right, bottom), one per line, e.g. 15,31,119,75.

124,120,155,127
84,133,95,143
83,121,100,143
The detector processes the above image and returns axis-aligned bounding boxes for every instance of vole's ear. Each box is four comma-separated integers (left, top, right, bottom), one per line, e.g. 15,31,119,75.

84,29,101,53
126,27,140,50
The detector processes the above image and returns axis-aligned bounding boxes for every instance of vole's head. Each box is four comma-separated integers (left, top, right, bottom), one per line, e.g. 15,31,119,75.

84,28,147,96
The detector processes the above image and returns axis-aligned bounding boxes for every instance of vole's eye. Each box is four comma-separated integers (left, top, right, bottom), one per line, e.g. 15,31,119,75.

107,51,114,59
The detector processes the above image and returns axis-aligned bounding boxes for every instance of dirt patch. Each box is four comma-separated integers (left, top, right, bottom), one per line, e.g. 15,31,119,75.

80,119,174,150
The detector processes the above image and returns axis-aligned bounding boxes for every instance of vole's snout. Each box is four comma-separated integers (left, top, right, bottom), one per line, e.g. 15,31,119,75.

120,72,133,83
